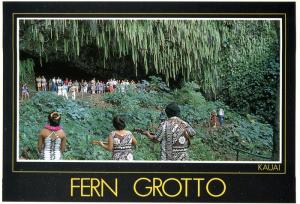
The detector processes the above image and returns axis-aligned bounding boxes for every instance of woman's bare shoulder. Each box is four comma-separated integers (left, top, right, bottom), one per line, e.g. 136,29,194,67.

39,128,49,136
57,129,66,137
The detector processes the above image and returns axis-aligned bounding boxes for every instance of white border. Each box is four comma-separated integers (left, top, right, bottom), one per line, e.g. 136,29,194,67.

16,17,283,164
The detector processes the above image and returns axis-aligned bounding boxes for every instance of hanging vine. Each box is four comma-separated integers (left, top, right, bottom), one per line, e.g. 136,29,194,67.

19,19,279,98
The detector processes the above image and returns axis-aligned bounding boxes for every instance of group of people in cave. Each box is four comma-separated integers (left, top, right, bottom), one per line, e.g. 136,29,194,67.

27,76,149,100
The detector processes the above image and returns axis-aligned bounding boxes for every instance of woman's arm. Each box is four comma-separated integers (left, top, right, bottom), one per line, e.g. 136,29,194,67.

99,134,113,151
37,132,44,153
131,135,138,145
143,131,160,143
60,135,67,152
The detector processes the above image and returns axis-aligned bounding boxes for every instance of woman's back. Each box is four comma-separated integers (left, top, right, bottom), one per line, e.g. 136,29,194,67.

91,116,137,161
41,129,65,160
112,131,133,160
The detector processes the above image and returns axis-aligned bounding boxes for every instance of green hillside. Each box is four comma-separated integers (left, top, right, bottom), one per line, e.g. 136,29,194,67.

19,77,273,161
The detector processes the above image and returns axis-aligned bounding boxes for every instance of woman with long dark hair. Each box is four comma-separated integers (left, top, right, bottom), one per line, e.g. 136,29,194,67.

38,112,67,160
91,115,137,160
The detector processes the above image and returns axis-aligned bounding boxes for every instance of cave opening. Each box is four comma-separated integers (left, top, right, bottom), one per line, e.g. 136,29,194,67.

21,48,183,88
34,61,95,81
25,56,151,83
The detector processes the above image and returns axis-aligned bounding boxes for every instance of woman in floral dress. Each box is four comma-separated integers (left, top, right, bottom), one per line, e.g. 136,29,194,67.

38,112,67,160
91,116,137,160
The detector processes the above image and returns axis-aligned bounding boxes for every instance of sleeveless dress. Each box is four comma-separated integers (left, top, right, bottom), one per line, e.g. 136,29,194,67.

42,131,62,160
112,131,134,160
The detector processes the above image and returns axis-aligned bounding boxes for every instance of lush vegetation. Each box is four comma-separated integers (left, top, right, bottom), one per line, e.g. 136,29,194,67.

20,59,35,85
19,19,280,160
19,77,273,161
20,20,279,96
218,21,280,123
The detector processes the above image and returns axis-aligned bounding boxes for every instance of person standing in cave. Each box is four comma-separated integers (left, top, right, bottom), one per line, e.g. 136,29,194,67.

36,76,42,91
210,110,219,128
130,80,137,92
95,80,101,94
218,108,225,127
124,79,130,92
41,76,47,91
119,80,126,93
140,81,146,92
136,80,141,92
57,77,63,96
83,80,88,94
108,81,114,93
64,78,69,86
79,79,82,90
142,102,196,161
21,84,29,100
99,81,105,94
57,83,63,96
70,84,76,100
57,77,62,87
79,79,84,95
68,79,73,92
48,78,52,91
87,81,91,94
91,78,96,94
114,79,118,88
51,77,57,92
62,82,69,100
74,80,79,93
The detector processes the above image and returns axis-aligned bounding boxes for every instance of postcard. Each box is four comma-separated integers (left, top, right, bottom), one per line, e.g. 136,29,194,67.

2,1,296,202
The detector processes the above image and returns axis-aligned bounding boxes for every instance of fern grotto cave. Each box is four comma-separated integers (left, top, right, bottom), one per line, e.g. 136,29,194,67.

19,19,280,161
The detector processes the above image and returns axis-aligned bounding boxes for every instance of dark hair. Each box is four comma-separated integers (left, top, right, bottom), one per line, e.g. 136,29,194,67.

112,116,126,130
165,102,180,118
48,112,61,127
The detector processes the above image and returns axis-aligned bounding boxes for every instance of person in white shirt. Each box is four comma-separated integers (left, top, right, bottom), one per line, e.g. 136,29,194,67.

218,108,225,126
62,83,68,100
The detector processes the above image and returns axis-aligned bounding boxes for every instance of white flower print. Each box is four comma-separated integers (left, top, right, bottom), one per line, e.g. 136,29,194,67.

127,153,133,160
178,136,186,144
113,138,120,145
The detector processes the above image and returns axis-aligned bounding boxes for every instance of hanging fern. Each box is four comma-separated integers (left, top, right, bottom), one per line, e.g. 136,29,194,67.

20,59,35,84
19,19,279,98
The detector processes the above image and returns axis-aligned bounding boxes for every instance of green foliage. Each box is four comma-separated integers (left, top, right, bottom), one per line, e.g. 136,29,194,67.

218,21,280,124
19,20,280,129
20,58,35,84
19,78,274,161
20,20,225,86
20,20,279,98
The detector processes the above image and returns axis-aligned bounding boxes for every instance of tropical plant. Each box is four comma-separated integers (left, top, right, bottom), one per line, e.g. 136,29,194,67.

19,79,273,161
19,19,280,159
19,58,35,84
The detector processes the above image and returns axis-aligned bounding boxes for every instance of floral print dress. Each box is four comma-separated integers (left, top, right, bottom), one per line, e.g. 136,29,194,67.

155,116,196,161
112,131,134,160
